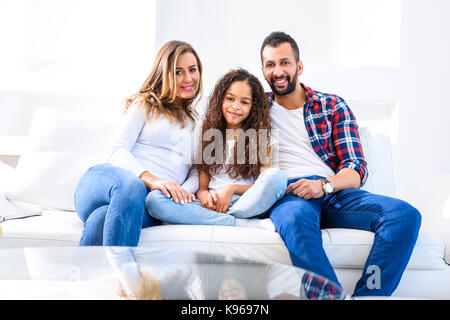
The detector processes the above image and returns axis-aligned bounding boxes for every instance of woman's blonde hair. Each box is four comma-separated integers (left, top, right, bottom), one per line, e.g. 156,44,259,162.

125,40,203,127
117,273,163,300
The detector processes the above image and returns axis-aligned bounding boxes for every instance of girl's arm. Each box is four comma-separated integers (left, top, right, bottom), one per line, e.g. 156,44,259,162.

215,145,273,212
197,169,216,210
225,184,253,196
197,169,211,194
259,146,273,174
215,183,252,213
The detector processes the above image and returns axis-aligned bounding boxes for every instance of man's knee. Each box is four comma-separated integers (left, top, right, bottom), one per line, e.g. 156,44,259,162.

383,199,422,243
400,202,422,234
271,198,320,234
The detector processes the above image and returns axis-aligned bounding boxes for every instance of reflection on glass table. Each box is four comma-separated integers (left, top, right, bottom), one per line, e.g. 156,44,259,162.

0,246,350,300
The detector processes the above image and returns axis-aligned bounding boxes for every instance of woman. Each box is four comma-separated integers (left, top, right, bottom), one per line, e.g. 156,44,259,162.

146,69,286,230
74,40,203,246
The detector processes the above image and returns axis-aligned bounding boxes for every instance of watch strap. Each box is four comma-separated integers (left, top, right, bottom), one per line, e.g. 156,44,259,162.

320,179,334,196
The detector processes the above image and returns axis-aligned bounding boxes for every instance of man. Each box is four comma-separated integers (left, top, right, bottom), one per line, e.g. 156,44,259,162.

260,31,421,297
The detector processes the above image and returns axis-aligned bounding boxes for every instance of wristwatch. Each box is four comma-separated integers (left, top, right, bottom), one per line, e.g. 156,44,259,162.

321,179,335,196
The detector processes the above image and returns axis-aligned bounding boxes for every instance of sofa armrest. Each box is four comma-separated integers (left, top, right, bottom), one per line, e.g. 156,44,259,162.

358,127,396,197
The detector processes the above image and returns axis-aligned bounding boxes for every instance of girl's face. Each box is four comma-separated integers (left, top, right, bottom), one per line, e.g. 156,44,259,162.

222,80,252,130
174,52,200,105
218,278,248,300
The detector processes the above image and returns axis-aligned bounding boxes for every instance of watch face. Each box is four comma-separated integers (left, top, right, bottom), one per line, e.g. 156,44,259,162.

325,183,334,193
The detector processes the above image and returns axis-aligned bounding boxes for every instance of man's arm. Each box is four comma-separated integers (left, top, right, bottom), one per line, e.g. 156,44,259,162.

328,168,361,191
331,96,368,187
286,168,360,199
286,96,366,199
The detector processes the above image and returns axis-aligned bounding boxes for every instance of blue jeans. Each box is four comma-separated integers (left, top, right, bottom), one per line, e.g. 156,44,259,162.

269,176,421,297
146,168,287,225
74,163,160,246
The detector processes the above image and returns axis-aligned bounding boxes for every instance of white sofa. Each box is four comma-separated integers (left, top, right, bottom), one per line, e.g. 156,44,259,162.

1,107,449,299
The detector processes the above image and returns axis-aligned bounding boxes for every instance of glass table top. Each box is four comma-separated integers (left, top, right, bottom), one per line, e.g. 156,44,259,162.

0,246,349,300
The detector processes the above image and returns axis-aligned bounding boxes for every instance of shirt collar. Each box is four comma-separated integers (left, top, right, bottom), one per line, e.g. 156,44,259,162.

267,83,319,109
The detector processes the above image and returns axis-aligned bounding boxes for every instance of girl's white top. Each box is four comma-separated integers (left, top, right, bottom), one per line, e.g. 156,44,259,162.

108,101,198,190
208,140,255,194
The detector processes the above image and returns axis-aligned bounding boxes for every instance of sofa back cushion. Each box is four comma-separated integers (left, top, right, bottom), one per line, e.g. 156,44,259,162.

5,106,394,212
6,107,118,211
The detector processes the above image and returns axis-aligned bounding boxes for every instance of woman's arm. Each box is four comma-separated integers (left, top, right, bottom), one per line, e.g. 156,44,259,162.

110,101,194,203
108,101,148,177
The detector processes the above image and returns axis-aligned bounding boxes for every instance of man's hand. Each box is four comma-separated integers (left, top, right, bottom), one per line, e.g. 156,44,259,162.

286,179,324,200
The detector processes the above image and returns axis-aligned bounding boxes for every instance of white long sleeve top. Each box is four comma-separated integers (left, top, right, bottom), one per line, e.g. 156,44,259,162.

107,101,199,193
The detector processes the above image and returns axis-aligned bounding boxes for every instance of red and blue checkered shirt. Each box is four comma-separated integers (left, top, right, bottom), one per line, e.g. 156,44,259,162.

267,83,368,186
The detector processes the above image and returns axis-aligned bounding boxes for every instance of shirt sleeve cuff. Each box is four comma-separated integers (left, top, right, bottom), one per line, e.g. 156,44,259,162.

339,162,369,187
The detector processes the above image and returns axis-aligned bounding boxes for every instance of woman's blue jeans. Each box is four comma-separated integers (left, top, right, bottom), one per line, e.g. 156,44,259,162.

74,163,160,246
269,176,422,297
146,168,287,226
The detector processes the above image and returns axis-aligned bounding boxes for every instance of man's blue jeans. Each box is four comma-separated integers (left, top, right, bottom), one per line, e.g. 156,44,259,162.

269,176,421,297
74,163,160,246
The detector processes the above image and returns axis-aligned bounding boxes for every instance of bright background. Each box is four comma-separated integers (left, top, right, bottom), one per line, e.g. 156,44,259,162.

0,0,449,250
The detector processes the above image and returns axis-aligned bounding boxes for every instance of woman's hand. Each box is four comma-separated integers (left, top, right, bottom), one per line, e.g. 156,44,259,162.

214,185,235,214
197,189,217,211
140,171,195,204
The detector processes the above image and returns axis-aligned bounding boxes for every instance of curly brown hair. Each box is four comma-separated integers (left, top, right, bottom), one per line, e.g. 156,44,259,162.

198,69,271,180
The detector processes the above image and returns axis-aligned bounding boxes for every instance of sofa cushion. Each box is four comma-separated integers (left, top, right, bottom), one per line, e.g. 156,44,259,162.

322,228,447,270
0,210,83,248
5,107,118,211
0,209,446,270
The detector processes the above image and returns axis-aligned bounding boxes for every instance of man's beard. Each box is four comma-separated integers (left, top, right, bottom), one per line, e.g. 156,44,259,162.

268,71,298,96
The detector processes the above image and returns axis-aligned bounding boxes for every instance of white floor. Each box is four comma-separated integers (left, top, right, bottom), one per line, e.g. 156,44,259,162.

0,280,122,300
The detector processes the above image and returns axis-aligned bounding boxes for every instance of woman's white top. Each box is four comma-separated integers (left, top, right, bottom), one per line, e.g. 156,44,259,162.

108,101,197,188
208,139,255,194
270,101,335,180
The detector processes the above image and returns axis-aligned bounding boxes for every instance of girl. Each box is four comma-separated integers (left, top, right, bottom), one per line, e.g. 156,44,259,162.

74,40,203,246
146,69,287,230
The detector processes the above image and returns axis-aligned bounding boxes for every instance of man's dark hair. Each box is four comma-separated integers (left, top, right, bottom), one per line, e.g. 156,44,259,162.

260,31,300,64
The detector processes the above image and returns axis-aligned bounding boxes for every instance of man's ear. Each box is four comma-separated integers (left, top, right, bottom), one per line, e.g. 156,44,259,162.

297,60,304,76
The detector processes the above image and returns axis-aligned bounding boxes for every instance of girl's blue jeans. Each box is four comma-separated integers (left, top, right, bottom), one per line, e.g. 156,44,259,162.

269,176,421,297
74,163,160,246
146,168,287,226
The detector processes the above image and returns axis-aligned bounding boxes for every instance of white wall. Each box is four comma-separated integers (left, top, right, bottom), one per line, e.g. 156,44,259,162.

395,0,450,248
155,0,400,101
0,0,157,135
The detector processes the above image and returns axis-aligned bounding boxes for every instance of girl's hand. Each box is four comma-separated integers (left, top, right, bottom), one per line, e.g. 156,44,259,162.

215,185,235,214
141,172,195,204
197,189,217,210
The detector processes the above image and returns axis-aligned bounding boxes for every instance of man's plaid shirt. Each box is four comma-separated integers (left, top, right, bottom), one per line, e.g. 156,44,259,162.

267,83,368,186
